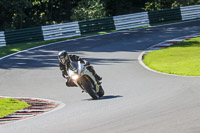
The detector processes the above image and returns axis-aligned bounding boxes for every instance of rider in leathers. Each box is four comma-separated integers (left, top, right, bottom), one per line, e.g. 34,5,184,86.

58,50,102,87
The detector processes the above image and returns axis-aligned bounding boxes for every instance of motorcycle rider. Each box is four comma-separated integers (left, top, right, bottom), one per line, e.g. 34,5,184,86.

58,50,102,87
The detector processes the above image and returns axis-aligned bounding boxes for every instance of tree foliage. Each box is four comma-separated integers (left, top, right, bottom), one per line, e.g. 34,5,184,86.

0,0,32,30
102,0,148,16
0,0,200,30
144,0,200,11
71,0,106,21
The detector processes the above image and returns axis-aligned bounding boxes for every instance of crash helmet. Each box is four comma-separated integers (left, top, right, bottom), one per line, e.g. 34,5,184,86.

58,50,71,65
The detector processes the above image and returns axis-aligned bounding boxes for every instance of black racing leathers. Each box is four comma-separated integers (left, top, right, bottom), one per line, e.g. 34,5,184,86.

59,55,86,77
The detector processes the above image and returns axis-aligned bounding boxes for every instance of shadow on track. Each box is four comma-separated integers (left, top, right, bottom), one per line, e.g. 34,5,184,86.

83,95,123,101
97,95,123,100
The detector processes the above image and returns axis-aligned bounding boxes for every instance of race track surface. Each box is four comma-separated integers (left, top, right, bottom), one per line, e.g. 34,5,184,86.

1,20,200,133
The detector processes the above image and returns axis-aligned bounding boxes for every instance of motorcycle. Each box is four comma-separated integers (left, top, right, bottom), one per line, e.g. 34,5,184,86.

66,61,104,99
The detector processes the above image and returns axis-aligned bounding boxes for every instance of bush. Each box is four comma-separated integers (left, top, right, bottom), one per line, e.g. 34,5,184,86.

71,0,106,21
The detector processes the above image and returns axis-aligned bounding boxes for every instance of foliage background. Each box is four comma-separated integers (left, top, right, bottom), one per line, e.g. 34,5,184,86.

0,0,200,31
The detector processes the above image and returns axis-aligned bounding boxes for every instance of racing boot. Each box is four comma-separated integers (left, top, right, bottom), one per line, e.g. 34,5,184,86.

87,66,102,84
94,73,102,85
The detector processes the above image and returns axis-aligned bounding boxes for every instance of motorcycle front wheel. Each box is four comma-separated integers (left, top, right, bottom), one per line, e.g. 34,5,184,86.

81,76,99,99
97,85,104,97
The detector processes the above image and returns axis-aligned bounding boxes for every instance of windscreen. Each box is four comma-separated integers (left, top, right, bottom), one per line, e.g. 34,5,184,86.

70,61,78,71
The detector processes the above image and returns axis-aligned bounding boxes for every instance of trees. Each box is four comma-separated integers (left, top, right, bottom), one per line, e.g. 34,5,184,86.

71,0,106,21
24,0,75,27
0,0,200,30
0,0,76,30
144,0,200,11
102,0,147,16
0,0,32,30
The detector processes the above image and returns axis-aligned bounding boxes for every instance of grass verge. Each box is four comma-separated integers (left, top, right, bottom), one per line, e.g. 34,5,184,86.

143,37,200,76
0,98,30,118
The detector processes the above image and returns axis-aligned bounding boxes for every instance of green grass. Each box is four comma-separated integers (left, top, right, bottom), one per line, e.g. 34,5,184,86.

0,98,30,118
143,37,200,76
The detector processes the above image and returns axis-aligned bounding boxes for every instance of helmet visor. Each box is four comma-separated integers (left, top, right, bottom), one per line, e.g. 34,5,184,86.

61,58,66,64
60,56,69,64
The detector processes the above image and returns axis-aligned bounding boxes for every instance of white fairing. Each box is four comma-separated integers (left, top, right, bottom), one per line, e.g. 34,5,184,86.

67,61,97,87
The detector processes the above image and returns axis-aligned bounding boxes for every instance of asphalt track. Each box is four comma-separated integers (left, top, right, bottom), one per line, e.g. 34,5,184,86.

1,20,200,133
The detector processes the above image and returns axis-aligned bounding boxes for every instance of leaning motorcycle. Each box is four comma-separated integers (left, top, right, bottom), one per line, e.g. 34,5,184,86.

66,61,104,99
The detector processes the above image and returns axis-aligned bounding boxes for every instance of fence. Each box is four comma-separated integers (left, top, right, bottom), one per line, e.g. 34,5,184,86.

0,4,200,46
181,5,200,20
78,17,115,34
148,8,182,24
4,27,43,45
113,12,149,30
0,31,6,46
42,22,81,41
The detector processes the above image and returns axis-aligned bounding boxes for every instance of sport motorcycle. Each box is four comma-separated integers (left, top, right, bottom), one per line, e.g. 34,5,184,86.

66,61,104,99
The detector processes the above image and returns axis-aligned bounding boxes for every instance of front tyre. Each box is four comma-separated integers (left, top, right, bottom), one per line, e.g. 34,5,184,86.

81,77,99,99
97,85,104,97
